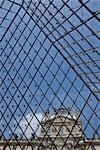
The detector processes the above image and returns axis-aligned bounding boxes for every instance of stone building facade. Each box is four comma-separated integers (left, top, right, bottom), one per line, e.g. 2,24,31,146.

0,108,100,150
38,108,85,150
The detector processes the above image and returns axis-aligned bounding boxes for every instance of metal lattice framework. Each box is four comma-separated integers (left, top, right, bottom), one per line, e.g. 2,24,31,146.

0,0,100,149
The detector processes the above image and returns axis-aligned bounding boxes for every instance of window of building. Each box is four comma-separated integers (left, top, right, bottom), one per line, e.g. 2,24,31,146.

45,138,48,145
59,126,64,135
32,146,35,150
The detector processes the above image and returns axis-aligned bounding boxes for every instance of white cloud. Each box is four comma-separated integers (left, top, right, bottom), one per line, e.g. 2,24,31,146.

16,112,43,139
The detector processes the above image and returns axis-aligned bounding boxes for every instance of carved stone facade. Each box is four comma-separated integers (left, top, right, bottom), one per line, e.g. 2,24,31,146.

0,108,100,150
38,108,85,150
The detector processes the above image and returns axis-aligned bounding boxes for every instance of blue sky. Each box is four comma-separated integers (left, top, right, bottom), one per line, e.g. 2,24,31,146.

0,0,100,139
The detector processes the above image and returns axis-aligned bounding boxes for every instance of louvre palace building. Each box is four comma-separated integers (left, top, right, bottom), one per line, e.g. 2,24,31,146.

0,108,100,150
